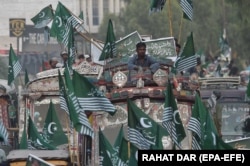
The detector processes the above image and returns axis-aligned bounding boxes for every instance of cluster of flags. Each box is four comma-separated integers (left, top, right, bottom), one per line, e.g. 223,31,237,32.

18,65,117,150
31,2,82,68
19,100,67,150
3,2,241,166
99,125,138,166
149,0,193,21
99,80,234,165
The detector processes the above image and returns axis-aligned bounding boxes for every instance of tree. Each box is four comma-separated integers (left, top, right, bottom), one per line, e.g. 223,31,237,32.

97,0,248,70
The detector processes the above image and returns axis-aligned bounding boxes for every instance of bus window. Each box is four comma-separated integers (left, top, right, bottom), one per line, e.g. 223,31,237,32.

216,102,250,141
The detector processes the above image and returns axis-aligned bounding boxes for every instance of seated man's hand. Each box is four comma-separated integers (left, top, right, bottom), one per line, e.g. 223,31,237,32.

142,67,149,71
134,66,139,70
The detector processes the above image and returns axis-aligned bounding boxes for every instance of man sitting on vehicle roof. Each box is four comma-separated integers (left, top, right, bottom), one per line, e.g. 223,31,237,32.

128,42,159,73
128,42,160,82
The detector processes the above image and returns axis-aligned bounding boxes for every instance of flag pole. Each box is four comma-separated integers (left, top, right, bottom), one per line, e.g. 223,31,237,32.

167,0,173,36
62,5,103,51
65,114,73,163
178,16,183,44
74,129,80,166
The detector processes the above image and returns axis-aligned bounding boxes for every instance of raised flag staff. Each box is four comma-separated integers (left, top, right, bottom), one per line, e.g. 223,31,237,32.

7,44,23,87
178,0,193,43
167,0,173,36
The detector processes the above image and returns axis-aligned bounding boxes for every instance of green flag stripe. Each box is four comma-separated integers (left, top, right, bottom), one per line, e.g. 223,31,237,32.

78,98,116,112
59,96,69,114
162,108,179,144
128,127,153,149
192,138,201,150
187,117,201,138
176,55,196,71
180,0,193,20
27,140,37,150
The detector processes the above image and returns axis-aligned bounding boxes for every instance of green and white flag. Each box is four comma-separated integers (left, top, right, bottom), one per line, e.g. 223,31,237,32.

99,128,127,166
42,100,68,147
19,126,28,149
99,19,116,61
27,116,56,150
187,94,234,150
128,142,138,166
72,70,116,113
58,68,94,137
99,129,114,166
31,4,54,28
149,0,166,13
127,99,169,150
50,2,83,46
113,125,129,164
0,121,8,144
180,0,193,21
174,32,196,72
162,80,186,148
8,44,22,86
67,23,76,68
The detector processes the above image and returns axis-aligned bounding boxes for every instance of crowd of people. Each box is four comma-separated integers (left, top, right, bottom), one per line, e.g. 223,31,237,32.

126,39,240,82
46,40,240,82
48,52,92,69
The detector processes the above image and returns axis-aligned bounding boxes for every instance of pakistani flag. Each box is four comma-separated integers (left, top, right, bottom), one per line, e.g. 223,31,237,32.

187,94,234,150
180,0,193,21
99,129,114,166
72,70,116,113
19,126,28,149
99,19,116,61
162,80,186,148
8,44,22,86
113,125,129,164
149,0,166,13
50,2,83,46
127,99,169,150
31,4,54,28
27,116,56,150
174,32,196,72
67,23,76,68
42,100,68,147
58,68,94,137
0,121,8,144
25,69,30,85
128,142,138,166
99,128,127,166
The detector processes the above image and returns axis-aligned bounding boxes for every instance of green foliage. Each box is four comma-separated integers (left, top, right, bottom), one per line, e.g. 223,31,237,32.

0,57,8,80
98,0,250,70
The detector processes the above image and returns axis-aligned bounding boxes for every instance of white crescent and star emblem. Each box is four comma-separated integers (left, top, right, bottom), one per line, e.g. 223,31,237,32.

173,110,181,125
140,117,152,128
36,138,43,146
39,12,45,18
55,16,63,27
48,122,57,134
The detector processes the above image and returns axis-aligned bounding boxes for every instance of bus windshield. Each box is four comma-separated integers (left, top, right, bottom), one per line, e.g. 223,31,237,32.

217,102,250,141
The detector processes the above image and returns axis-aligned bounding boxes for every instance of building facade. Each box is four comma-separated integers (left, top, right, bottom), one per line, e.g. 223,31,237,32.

0,0,125,54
